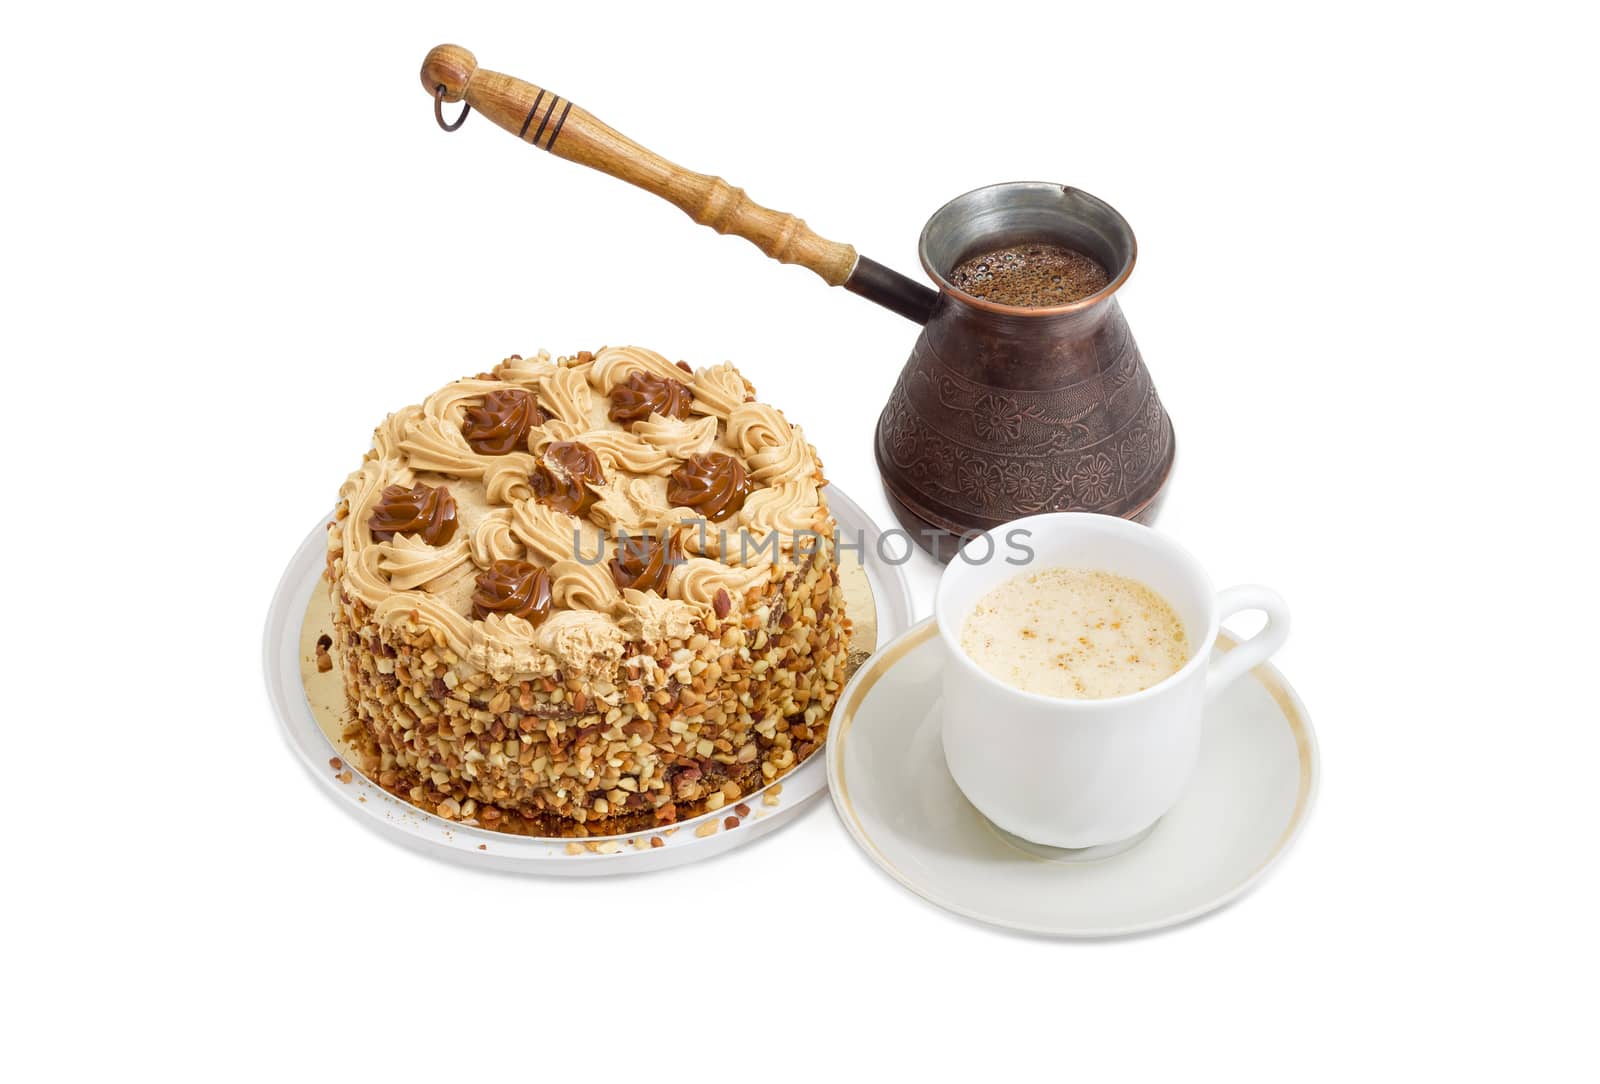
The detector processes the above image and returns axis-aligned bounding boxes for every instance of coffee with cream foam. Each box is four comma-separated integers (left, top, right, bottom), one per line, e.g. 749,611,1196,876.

959,567,1187,699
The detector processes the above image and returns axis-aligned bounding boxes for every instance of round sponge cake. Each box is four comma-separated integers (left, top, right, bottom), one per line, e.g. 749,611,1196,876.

325,346,851,835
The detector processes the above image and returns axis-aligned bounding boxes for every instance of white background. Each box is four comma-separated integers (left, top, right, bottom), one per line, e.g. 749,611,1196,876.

7,1,1596,1078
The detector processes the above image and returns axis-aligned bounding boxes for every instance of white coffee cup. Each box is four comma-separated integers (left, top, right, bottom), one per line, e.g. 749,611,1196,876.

934,513,1290,849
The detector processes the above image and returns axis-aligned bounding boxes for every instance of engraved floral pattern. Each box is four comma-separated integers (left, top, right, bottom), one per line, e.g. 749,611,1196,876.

1118,426,1154,478
956,457,1004,501
1001,461,1049,509
969,392,1029,442
887,404,921,464
1071,452,1118,506
922,436,956,478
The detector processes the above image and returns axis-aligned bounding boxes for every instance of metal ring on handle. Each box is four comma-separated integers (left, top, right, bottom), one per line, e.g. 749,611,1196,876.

433,84,470,132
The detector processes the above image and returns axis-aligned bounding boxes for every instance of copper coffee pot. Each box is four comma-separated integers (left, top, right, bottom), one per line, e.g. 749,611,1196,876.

420,46,1175,560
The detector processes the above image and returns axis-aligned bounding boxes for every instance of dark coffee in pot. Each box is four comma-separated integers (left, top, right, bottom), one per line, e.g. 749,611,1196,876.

949,243,1109,307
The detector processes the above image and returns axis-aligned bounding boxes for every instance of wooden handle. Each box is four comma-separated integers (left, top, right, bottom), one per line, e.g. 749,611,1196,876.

421,45,859,287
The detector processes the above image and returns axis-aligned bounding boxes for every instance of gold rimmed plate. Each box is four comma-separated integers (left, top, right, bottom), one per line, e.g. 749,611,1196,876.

826,619,1319,936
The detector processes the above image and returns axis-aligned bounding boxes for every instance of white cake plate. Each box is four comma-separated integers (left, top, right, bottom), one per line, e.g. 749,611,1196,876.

264,485,912,875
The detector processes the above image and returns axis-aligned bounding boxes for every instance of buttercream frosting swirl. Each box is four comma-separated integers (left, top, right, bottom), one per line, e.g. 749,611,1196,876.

495,352,558,385
726,402,812,484
588,346,691,394
470,508,526,567
737,478,824,537
377,532,472,591
667,557,771,611
687,362,754,417
631,413,717,459
509,498,591,566
536,364,593,428
483,458,539,506
551,557,623,614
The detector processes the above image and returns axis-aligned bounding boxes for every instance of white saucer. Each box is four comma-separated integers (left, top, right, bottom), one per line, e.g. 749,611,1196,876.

826,619,1319,936
263,484,912,875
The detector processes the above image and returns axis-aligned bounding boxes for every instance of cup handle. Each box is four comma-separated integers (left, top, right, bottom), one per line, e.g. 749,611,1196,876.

1205,585,1291,703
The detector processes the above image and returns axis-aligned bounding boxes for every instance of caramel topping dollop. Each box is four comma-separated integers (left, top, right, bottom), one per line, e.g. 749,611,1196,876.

667,452,756,521
462,388,546,455
608,529,683,595
530,440,606,518
471,559,554,625
368,483,458,545
608,369,694,424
